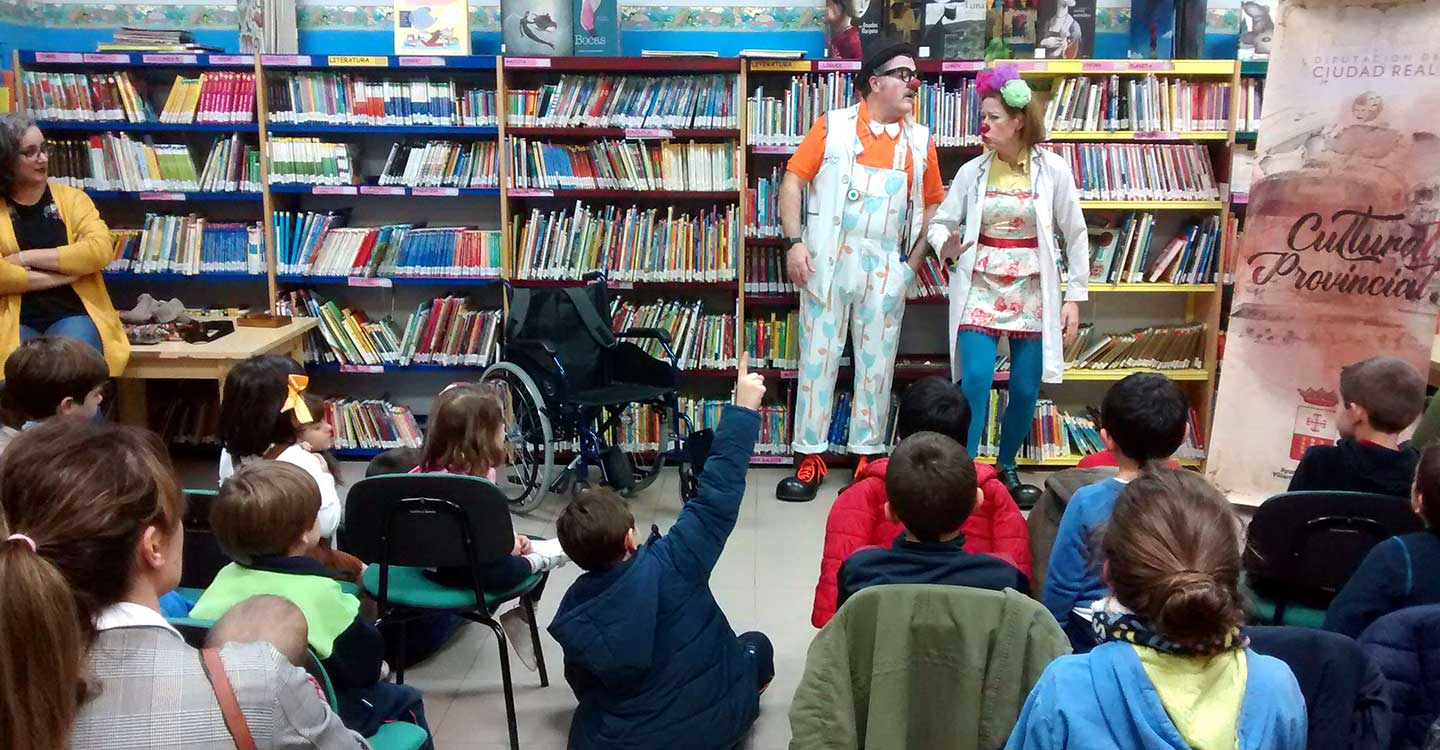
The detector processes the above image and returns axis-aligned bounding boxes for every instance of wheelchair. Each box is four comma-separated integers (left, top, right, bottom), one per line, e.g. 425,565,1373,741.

480,273,704,513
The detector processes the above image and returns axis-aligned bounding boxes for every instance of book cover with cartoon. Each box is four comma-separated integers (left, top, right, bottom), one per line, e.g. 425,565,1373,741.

502,0,574,56
394,0,470,55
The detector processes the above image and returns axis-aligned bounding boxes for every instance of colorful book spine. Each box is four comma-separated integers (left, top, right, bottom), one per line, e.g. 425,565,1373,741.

747,73,858,146
746,166,786,238
1237,77,1262,132
508,138,735,192
609,298,735,370
277,289,502,367
323,398,425,450
505,74,738,129
1062,323,1207,370
1040,142,1219,201
267,137,355,186
512,201,738,283
22,70,155,122
159,72,256,124
376,140,499,188
1043,74,1231,133
49,135,261,193
744,311,800,368
107,218,262,275
914,78,981,148
744,247,797,295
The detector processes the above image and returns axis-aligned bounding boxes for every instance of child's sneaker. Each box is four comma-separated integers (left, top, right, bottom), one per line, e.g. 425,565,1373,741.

524,537,569,573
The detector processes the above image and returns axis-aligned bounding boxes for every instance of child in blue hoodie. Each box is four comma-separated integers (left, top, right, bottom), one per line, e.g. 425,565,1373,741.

549,359,771,750
1042,373,1189,647
1008,469,1307,750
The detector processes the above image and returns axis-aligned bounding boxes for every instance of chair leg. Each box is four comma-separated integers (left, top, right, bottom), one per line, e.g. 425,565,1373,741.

524,595,549,687
396,618,408,685
484,619,520,750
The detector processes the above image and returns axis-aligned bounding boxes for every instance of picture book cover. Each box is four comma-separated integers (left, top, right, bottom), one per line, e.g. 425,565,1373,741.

1177,0,1240,58
394,0,470,55
1091,0,1129,56
573,0,619,56
918,0,988,59
1128,0,1174,58
1004,0,1040,58
1238,0,1275,59
502,0,574,55
1037,0,1096,58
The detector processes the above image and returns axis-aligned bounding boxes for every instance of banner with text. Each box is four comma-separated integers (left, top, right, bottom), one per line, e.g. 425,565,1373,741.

1208,0,1440,505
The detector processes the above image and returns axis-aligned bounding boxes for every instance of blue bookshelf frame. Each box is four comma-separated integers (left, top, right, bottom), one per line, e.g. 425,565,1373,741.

102,271,267,282
37,120,259,134
259,54,499,70
267,124,500,137
87,190,264,201
19,51,257,68
275,274,501,287
268,184,501,197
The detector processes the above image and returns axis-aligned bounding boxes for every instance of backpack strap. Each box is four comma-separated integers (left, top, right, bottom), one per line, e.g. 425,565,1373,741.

201,647,258,750
561,285,616,348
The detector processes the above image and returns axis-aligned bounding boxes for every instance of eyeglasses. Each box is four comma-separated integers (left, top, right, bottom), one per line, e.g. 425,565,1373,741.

18,144,50,160
876,67,918,82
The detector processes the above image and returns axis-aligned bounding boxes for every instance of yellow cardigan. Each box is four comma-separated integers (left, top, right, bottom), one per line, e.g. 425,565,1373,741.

0,182,129,375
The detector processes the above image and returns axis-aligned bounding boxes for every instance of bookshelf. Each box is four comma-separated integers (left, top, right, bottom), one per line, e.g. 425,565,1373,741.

11,51,1253,470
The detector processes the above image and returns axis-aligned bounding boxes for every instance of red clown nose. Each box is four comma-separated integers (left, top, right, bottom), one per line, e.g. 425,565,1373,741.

980,123,991,134
907,77,921,91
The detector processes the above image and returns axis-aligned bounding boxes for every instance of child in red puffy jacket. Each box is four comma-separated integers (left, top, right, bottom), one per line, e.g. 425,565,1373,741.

811,377,1031,628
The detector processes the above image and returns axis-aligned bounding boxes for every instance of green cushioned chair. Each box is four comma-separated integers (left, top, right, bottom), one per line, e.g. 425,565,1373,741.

1240,575,1328,629
344,473,551,750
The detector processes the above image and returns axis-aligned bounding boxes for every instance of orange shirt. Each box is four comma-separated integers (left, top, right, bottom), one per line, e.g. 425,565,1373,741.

785,100,946,207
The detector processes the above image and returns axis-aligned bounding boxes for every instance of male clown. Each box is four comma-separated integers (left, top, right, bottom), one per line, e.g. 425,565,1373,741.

774,44,946,502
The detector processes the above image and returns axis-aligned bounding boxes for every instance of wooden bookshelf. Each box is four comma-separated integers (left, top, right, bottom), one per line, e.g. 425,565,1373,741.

12,50,1250,467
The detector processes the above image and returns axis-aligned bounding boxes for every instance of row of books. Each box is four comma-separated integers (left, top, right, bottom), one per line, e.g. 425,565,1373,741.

377,141,499,188
507,138,736,192
323,399,424,451
267,137,355,185
1044,75,1231,133
267,74,497,127
511,202,737,283
158,72,256,124
98,27,216,55
279,289,501,367
1237,77,1263,133
47,134,260,193
743,247,797,295
151,385,220,448
1064,323,1207,371
747,73,857,146
274,214,503,278
746,167,783,238
912,78,984,148
505,75,739,129
1088,213,1222,284
1041,142,1218,202
745,311,800,369
598,400,793,457
107,218,263,275
22,71,154,122
610,299,736,371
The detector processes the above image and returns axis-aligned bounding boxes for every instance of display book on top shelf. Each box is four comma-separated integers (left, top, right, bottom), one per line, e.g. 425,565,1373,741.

742,57,1239,468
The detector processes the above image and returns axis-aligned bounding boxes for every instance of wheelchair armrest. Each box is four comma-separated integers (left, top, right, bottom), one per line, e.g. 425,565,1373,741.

616,327,672,344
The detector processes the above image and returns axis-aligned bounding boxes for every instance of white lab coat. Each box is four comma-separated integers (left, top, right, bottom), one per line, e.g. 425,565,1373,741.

927,147,1089,384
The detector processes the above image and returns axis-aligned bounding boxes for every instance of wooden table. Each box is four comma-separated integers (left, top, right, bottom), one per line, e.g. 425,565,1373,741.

116,317,319,425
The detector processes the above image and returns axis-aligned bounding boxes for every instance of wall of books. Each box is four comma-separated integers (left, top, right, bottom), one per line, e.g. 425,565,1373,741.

14,50,1249,466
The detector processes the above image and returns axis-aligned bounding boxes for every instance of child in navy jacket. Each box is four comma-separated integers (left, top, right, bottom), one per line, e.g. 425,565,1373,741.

548,360,770,750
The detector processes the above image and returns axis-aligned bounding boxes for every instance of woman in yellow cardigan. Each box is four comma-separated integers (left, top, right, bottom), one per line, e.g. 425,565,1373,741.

0,115,128,375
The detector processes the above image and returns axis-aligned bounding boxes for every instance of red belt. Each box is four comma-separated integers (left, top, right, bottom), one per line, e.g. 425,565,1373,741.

979,234,1039,248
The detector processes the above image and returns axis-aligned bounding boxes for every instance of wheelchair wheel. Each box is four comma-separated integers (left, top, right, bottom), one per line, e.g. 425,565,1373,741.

480,362,554,514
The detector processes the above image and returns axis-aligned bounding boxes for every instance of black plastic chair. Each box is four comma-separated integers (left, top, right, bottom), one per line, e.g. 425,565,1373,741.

343,473,549,750
1244,491,1423,622
178,489,229,598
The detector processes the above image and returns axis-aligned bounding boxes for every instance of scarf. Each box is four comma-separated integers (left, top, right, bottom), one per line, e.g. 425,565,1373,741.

1090,597,1248,656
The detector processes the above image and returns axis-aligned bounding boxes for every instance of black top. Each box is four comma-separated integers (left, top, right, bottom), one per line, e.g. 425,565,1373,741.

10,187,85,331
837,532,1031,611
1288,438,1420,498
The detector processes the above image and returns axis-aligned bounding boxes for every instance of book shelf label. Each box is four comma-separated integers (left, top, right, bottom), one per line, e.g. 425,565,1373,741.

751,60,810,72
1013,60,1048,71
509,188,554,197
412,187,459,196
751,144,794,154
398,56,445,67
140,192,185,201
209,55,254,65
348,277,393,288
329,55,389,67
817,60,861,71
752,454,793,465
313,185,358,195
1128,60,1174,71
141,54,197,65
359,186,406,195
263,55,313,66
941,61,985,72
612,280,635,289
1081,61,1126,71
1135,131,1182,140
781,369,799,379
339,364,385,374
624,128,673,139
83,53,130,63
34,52,83,63
507,57,551,68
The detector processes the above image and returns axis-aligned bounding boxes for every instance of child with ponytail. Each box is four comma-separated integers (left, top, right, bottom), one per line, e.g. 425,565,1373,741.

0,419,362,750
1007,468,1307,750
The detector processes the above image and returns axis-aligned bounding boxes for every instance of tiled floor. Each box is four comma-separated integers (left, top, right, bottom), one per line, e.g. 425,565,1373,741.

402,468,841,750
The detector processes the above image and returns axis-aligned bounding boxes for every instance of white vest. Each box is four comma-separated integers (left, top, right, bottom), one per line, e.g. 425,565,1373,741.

801,104,931,301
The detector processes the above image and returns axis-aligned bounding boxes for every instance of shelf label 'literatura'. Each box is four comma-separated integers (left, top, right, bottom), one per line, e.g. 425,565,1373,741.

329,55,388,67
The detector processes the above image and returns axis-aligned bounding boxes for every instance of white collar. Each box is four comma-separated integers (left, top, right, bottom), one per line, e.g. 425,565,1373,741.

94,601,183,640
869,120,901,138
